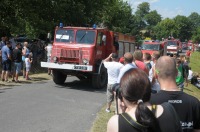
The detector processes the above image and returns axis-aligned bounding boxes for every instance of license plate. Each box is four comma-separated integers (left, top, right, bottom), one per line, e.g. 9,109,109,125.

74,66,87,70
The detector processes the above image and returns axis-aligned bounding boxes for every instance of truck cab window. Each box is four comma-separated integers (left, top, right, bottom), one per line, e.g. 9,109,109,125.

76,30,95,44
97,32,103,46
55,29,74,43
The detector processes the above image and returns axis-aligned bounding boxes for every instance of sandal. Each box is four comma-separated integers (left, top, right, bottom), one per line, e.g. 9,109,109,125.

15,80,20,83
5,80,10,83
26,78,31,80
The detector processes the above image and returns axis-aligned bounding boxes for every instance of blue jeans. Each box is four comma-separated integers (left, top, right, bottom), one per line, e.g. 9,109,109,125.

14,62,22,74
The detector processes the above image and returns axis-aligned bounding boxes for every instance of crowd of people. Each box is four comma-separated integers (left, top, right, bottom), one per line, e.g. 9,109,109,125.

0,36,46,82
104,50,200,132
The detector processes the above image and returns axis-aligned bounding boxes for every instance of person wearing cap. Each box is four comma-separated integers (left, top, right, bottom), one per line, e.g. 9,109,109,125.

1,41,12,82
103,53,123,113
119,57,124,65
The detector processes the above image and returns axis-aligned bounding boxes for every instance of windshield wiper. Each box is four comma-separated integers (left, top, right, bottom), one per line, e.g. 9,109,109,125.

59,34,65,42
79,32,87,42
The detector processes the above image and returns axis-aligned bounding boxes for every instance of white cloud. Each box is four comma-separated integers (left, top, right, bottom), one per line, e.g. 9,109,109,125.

125,0,184,19
125,0,160,13
155,6,184,19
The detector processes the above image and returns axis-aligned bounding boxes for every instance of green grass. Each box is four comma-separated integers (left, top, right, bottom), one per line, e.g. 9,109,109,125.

90,105,113,132
90,52,200,132
189,51,200,74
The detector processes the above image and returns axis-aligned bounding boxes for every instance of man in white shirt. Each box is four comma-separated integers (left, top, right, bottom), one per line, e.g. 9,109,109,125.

103,53,123,113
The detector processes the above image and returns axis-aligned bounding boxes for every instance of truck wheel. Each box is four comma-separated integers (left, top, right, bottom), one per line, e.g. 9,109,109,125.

92,65,107,89
52,70,67,84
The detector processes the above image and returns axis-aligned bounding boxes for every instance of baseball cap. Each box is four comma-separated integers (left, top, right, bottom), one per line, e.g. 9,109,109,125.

119,57,125,63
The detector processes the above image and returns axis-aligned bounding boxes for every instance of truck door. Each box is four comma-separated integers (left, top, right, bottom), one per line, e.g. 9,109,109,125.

96,32,106,59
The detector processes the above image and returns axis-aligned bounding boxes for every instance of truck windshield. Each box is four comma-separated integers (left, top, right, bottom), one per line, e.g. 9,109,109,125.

141,44,160,50
167,41,177,46
76,30,95,44
55,29,74,43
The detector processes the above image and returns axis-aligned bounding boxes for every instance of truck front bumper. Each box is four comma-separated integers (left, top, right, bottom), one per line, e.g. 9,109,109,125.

41,62,93,71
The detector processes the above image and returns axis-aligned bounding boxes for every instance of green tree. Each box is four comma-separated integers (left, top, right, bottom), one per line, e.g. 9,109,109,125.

192,27,200,43
174,15,193,41
154,18,177,40
102,0,134,34
145,10,161,26
188,12,200,30
135,2,150,30
0,0,114,38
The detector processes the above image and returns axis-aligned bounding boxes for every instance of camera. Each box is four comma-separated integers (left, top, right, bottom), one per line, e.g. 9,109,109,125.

112,83,122,100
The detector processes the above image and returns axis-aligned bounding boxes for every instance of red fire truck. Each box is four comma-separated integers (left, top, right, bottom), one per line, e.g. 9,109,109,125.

163,39,182,56
41,24,135,89
141,40,166,55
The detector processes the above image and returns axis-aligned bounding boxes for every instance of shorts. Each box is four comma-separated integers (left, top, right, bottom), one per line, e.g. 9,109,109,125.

14,62,22,73
107,84,114,103
2,60,11,72
26,66,31,72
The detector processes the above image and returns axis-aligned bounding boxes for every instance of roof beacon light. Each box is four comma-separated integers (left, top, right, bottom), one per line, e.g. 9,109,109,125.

59,23,63,28
93,24,96,29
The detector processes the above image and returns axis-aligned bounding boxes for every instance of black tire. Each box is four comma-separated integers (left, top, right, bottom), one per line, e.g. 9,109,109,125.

52,70,67,84
92,65,107,89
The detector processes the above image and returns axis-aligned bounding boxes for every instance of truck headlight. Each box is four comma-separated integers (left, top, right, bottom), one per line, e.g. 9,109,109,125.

82,59,89,65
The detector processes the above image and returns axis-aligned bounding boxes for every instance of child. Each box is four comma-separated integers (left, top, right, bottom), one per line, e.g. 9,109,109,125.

25,53,33,80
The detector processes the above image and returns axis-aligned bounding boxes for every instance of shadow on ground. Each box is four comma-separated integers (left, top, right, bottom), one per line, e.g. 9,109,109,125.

30,77,49,81
55,79,106,93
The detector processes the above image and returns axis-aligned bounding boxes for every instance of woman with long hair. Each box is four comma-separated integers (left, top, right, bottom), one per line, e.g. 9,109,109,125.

107,68,182,132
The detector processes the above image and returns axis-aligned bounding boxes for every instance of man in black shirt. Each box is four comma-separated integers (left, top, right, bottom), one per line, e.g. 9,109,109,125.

12,43,22,82
150,56,200,132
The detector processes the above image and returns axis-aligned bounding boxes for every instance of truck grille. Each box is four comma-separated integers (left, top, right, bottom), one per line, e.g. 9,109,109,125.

51,47,90,64
61,49,79,58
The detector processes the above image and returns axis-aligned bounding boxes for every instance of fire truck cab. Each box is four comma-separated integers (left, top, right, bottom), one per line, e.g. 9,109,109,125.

141,40,165,55
41,24,135,89
163,39,182,56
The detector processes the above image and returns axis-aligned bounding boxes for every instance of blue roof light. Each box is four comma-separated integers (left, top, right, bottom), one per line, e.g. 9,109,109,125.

93,24,96,29
59,23,63,28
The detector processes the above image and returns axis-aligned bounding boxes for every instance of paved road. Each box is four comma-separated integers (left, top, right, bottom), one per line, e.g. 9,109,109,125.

0,76,106,132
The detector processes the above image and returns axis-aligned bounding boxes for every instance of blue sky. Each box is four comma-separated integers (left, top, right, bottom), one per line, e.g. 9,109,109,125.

126,0,200,19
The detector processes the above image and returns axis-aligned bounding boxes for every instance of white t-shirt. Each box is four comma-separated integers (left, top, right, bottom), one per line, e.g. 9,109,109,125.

104,61,123,84
188,69,193,80
25,58,31,68
46,44,52,57
149,64,160,92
